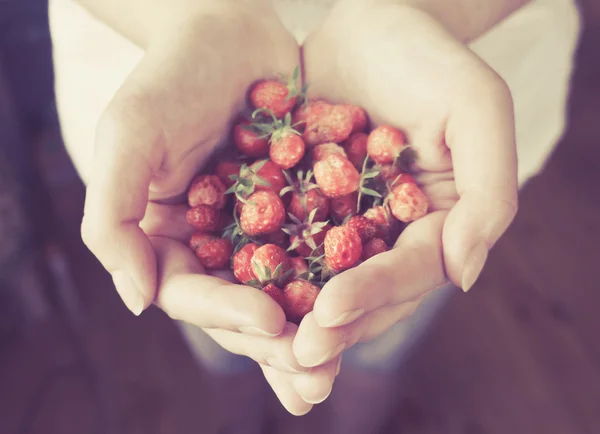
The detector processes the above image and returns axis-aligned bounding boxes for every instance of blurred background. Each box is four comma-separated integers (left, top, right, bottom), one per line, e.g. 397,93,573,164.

1,1,599,433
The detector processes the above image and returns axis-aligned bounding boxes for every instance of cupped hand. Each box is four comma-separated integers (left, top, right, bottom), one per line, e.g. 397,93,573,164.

78,2,332,414
293,1,518,369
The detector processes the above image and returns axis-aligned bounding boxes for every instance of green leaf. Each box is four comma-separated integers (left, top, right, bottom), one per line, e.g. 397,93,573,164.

362,170,380,179
254,177,272,187
308,207,319,224
361,188,382,198
252,159,269,172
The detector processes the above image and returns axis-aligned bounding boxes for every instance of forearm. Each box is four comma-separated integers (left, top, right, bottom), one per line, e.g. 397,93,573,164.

394,0,533,42
73,0,258,48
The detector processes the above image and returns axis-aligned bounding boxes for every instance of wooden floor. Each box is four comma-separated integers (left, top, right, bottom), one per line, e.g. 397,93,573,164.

2,2,600,433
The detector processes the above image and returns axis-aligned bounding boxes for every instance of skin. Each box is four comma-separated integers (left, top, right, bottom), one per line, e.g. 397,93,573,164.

71,0,529,417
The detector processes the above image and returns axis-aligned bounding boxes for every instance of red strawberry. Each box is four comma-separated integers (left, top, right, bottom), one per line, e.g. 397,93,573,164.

310,142,347,163
343,132,368,169
282,280,320,323
367,125,407,165
302,101,354,147
314,154,360,198
345,215,377,243
233,120,269,157
270,134,305,169
252,160,287,195
284,211,331,257
189,233,232,270
250,68,301,118
188,174,227,209
262,283,286,309
343,105,368,133
324,226,362,272
364,205,393,239
227,160,287,206
378,164,402,184
214,161,241,188
330,192,358,223
281,170,329,222
362,238,389,261
387,182,429,222
240,190,286,236
232,243,259,283
289,257,309,279
251,244,292,285
186,205,221,232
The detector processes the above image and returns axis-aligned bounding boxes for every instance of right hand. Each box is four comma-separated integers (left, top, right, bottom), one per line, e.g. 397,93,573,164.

80,1,336,414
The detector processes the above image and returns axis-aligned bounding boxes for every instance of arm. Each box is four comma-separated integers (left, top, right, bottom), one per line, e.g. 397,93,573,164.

386,0,533,42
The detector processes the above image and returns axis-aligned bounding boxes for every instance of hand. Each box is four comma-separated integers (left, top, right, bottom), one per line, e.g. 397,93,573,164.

293,2,518,371
78,2,334,413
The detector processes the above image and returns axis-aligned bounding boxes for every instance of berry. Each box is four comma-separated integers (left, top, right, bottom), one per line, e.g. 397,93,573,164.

289,257,309,279
252,160,287,195
186,205,222,232
227,160,286,204
240,191,286,236
343,133,368,169
232,243,259,283
387,183,429,223
310,142,347,163
378,164,402,184
281,170,329,222
330,192,358,223
282,280,320,322
249,68,301,118
302,101,354,147
233,120,269,157
283,210,331,257
367,125,407,165
364,205,393,239
314,153,360,198
189,233,232,270
343,105,368,133
262,283,286,309
345,215,377,243
214,161,241,188
270,134,305,169
251,244,292,285
324,226,362,272
188,174,227,209
362,238,389,261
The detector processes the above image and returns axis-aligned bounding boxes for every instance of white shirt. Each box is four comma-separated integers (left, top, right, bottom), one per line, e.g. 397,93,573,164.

49,0,581,186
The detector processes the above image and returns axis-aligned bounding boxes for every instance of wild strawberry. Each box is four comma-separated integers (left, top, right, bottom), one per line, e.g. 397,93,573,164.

378,164,402,184
281,170,329,222
232,243,259,283
262,283,286,309
362,238,389,261
233,120,270,157
240,190,286,236
343,105,368,133
186,205,221,232
214,161,241,188
226,160,287,204
189,233,233,270
283,210,331,257
310,142,347,163
314,153,361,198
289,257,309,279
249,67,301,118
367,125,407,165
345,215,377,243
251,244,292,285
330,192,358,223
188,174,227,209
302,101,354,147
343,132,368,169
364,205,393,239
387,182,429,222
282,280,320,323
250,112,305,169
324,226,362,272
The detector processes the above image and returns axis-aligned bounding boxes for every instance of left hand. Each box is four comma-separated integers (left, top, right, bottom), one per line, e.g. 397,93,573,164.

292,1,518,371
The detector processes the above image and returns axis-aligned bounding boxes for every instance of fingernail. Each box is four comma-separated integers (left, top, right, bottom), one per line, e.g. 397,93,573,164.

266,357,303,374
306,343,346,368
112,270,144,316
322,308,364,327
462,243,488,292
335,356,342,376
301,386,332,405
238,326,280,337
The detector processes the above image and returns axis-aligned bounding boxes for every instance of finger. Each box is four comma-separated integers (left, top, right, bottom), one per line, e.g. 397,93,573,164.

292,356,340,405
140,203,194,242
203,323,309,374
152,237,287,336
313,212,447,328
294,301,420,368
443,76,518,291
261,365,313,416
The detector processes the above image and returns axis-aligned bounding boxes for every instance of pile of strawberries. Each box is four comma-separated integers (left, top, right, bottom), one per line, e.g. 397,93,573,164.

186,68,429,323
